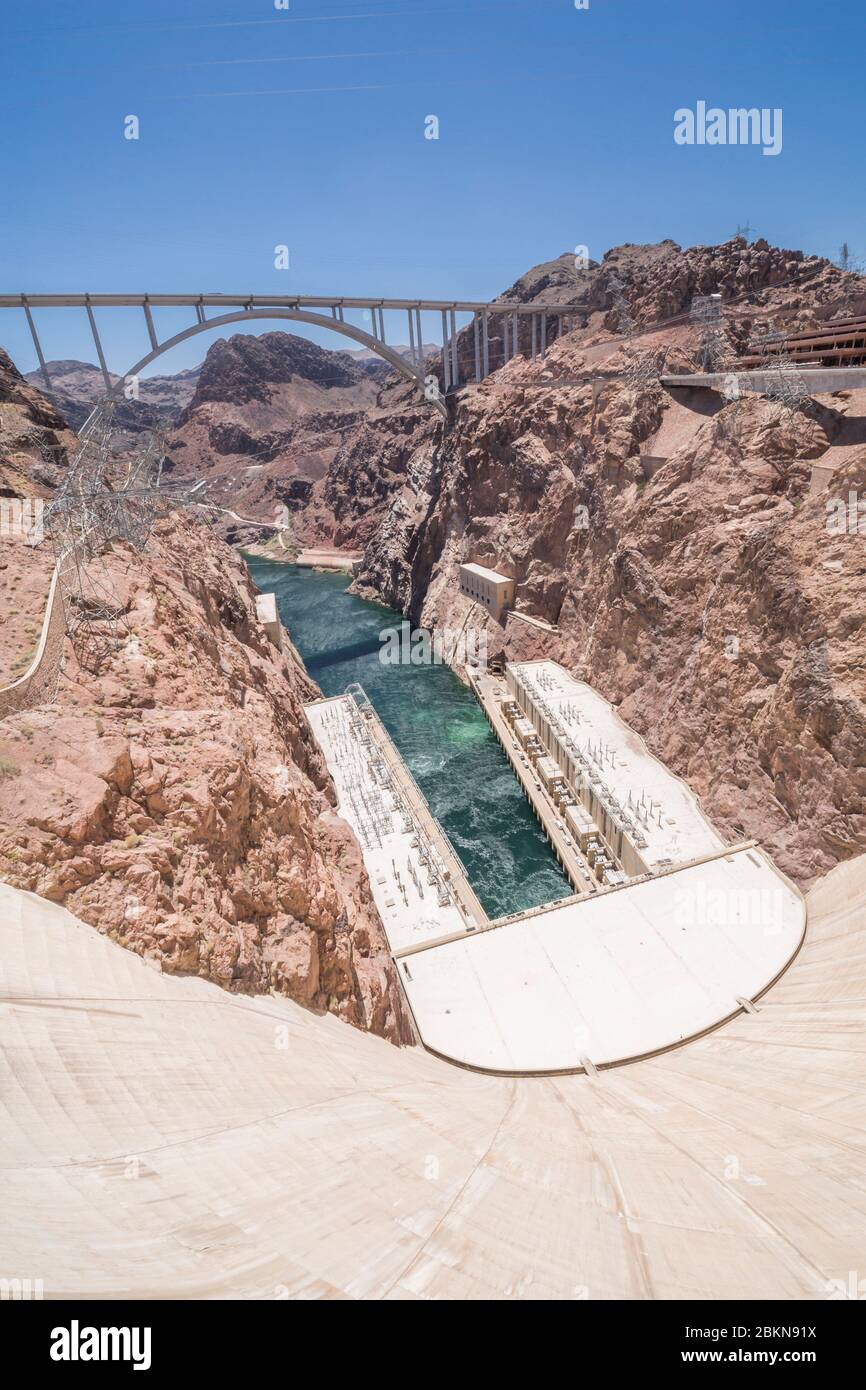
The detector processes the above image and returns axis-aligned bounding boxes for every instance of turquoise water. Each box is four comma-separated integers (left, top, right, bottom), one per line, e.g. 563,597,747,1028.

245,558,571,918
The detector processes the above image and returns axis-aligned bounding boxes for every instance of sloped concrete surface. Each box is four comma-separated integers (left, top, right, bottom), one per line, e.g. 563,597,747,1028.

1,860,864,1300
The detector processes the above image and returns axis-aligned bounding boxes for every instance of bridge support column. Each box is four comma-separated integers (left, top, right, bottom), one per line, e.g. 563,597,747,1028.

408,308,417,366
473,313,481,382
482,311,490,377
85,297,112,392
541,312,547,360
513,312,519,360
143,300,159,350
441,309,451,390
503,314,510,363
450,307,459,387
415,308,423,366
22,299,52,391
531,314,537,362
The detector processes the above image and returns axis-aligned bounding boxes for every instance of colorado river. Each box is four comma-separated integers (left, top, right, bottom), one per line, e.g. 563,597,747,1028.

245,558,571,918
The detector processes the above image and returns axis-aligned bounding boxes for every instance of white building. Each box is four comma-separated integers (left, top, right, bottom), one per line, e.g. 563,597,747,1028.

458,562,515,621
255,592,283,650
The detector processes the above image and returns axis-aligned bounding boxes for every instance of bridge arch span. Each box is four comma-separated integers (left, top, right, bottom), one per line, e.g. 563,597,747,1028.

113,307,447,419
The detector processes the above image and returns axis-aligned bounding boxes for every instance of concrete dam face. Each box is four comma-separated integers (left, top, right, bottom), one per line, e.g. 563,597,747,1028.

1,853,864,1301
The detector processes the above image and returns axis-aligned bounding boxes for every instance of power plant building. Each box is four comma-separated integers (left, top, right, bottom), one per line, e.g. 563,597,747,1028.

505,660,724,878
458,562,515,621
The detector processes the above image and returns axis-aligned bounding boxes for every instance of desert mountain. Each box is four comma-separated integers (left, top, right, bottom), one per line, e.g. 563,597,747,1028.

2,348,77,495
164,331,386,529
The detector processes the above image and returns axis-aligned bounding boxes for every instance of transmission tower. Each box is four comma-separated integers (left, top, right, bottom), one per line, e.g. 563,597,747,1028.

608,272,658,391
748,323,811,420
44,401,209,673
837,242,864,274
690,293,730,372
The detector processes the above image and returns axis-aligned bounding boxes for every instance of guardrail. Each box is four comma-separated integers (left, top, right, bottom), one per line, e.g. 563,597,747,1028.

0,559,66,720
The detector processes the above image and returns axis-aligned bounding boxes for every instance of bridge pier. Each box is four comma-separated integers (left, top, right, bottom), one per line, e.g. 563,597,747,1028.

450,307,459,387
407,308,418,367
84,297,112,392
22,299,52,390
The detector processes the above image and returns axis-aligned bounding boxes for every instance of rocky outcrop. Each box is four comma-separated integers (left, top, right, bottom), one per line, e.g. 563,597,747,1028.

0,351,77,684
1,347,76,496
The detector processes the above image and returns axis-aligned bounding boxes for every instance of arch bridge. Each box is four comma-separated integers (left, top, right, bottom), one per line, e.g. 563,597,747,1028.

0,292,590,422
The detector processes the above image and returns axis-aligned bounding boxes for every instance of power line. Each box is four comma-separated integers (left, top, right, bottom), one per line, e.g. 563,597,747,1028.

159,71,583,101
6,0,568,42
160,36,583,72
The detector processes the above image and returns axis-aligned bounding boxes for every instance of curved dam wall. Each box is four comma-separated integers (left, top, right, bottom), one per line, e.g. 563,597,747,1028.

0,856,862,1300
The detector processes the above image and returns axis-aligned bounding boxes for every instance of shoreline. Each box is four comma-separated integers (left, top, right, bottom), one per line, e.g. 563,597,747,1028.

239,542,361,573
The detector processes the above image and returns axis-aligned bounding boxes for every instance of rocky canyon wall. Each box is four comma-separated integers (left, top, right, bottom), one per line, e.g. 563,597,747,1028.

350,240,866,886
0,348,410,1041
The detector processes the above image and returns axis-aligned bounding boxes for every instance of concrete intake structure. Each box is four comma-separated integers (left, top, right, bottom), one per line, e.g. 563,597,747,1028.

254,592,283,650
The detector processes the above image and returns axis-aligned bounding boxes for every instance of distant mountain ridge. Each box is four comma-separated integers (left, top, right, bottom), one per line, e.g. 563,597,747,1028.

24,337,437,437
24,359,201,435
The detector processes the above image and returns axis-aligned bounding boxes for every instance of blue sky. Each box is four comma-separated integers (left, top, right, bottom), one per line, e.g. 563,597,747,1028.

2,0,864,377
